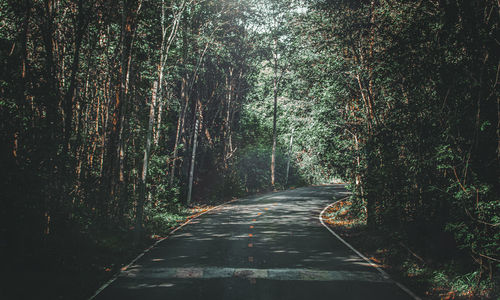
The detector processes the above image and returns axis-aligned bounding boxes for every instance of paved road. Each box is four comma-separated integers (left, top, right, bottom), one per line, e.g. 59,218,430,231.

93,185,415,300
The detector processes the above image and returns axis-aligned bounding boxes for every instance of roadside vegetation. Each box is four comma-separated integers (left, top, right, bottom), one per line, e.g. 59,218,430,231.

323,197,498,299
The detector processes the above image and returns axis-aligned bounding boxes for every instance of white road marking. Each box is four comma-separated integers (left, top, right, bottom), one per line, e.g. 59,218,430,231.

120,266,386,283
319,197,422,300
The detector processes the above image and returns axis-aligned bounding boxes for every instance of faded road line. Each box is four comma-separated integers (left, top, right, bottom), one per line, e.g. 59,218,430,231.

120,267,387,283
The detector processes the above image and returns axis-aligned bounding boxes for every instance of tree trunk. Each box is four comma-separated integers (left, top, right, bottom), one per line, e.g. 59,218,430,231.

154,1,187,148
224,67,233,169
63,0,86,153
187,116,199,206
271,37,278,189
169,39,209,186
285,128,294,187
135,81,157,243
170,76,188,186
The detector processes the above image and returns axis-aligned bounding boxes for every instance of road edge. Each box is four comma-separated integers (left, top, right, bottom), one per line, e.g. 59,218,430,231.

87,199,236,300
87,188,295,299
319,197,422,300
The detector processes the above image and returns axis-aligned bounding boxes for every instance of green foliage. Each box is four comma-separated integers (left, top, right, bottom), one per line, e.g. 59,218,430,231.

296,0,500,295
144,203,189,236
148,154,181,206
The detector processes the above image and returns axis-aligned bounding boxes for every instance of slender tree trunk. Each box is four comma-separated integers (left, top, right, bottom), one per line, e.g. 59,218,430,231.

154,0,184,147
271,37,278,189
63,0,86,153
102,0,141,218
153,97,164,146
224,67,233,168
353,133,365,212
169,39,209,185
135,81,157,243
187,116,199,206
285,128,294,187
170,76,188,186
154,0,166,147
102,1,126,216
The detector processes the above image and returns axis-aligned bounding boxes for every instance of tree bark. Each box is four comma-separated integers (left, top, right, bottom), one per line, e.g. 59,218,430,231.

154,0,184,147
170,76,188,186
187,116,199,206
63,0,86,153
224,67,234,169
102,0,141,218
271,37,278,189
170,40,210,185
285,128,294,187
135,81,157,243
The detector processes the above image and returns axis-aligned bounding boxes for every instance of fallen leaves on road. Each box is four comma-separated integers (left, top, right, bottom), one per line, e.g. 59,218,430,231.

151,234,163,240
173,205,218,226
321,200,360,228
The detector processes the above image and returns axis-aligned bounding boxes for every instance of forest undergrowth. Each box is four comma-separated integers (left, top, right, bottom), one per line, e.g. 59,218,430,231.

4,204,218,300
322,197,499,300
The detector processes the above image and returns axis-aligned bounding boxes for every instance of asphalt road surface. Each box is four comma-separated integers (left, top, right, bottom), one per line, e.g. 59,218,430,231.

93,185,416,300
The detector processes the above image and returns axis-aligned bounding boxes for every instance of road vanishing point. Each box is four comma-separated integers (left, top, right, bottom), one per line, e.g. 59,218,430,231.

92,185,417,300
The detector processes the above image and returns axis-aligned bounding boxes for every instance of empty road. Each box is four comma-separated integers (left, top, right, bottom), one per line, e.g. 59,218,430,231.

93,185,416,300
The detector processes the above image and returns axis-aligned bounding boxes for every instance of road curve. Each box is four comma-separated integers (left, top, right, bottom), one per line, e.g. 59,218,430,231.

92,185,415,300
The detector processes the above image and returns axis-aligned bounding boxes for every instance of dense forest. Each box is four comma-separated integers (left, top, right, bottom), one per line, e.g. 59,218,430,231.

0,0,499,298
